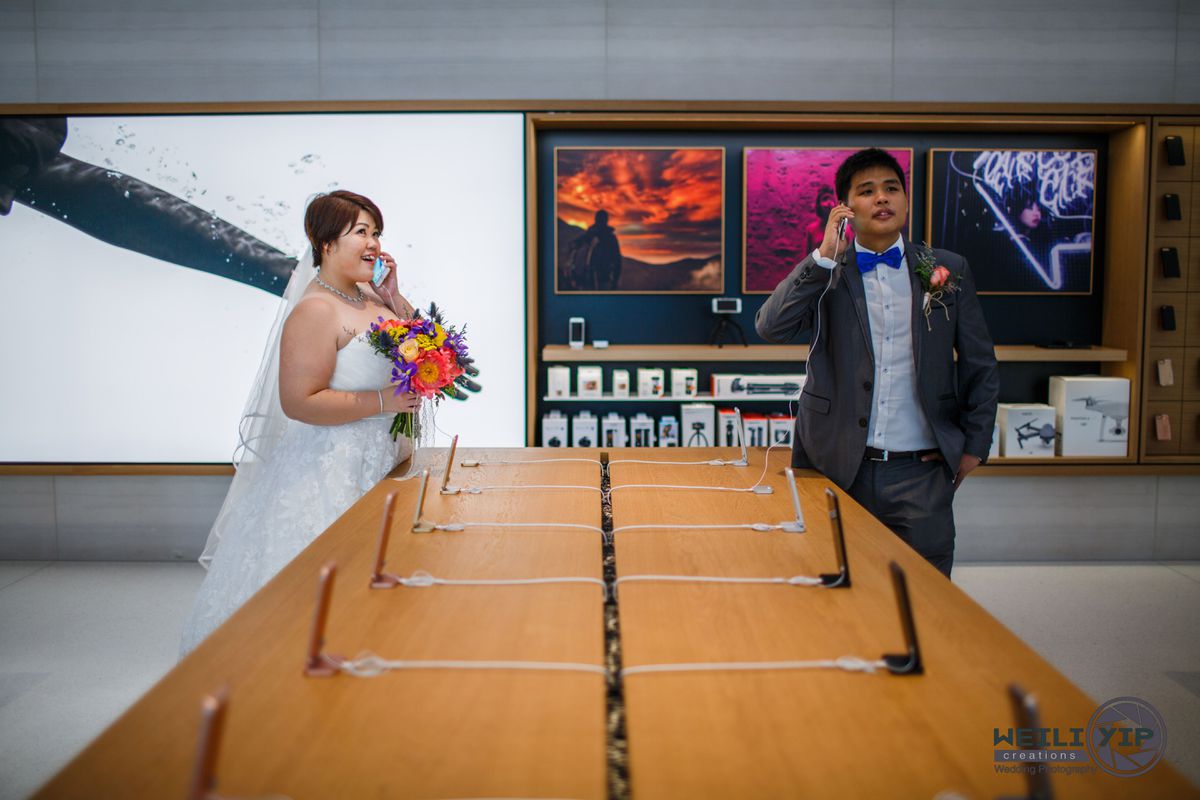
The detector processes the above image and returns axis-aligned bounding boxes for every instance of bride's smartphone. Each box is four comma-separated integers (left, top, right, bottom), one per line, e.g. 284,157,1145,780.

372,257,390,287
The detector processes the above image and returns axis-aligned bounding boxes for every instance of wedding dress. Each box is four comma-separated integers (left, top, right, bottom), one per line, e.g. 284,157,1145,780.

180,335,412,655
179,252,412,656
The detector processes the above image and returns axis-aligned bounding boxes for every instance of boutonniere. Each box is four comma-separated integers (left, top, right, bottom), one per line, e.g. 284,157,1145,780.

912,243,961,330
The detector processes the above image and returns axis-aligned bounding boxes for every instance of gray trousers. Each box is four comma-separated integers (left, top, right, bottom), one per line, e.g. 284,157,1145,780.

847,457,957,578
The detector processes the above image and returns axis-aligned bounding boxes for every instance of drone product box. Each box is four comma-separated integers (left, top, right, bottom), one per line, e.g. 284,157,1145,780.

577,366,603,399
547,366,571,399
541,411,568,448
671,368,699,398
1048,376,1130,457
637,368,665,399
716,408,740,447
712,373,805,399
658,415,680,447
572,410,598,448
612,369,631,399
988,423,1000,459
997,403,1056,458
630,413,656,447
680,403,715,447
601,413,627,448
769,414,796,446
742,412,769,448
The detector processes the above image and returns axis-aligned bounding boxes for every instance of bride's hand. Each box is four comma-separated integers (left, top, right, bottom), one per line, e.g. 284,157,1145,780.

381,390,421,414
375,251,403,315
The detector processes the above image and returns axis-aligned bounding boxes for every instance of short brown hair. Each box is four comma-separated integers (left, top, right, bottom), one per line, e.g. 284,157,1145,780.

304,190,383,266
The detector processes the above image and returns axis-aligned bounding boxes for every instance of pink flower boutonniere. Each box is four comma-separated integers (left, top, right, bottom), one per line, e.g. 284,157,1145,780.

913,243,961,330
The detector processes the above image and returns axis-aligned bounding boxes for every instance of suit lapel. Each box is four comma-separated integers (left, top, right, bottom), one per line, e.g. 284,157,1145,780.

904,238,925,376
840,248,874,368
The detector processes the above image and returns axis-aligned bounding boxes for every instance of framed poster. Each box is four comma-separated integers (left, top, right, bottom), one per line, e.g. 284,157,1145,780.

742,147,913,293
554,147,725,294
926,148,1098,295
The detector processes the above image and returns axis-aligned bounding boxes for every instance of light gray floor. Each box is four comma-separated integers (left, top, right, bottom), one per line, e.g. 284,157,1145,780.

0,561,1197,799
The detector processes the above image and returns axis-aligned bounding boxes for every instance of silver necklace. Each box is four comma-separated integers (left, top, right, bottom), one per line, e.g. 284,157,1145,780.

315,271,365,303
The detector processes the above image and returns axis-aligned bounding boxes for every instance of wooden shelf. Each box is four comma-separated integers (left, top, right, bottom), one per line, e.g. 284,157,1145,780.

543,344,1127,363
543,393,798,402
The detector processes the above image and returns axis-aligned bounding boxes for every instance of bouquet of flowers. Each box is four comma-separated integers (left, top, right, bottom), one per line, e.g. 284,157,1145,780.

366,306,470,440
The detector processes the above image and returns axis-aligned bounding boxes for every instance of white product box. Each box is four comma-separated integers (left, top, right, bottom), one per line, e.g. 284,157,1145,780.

637,368,665,399
658,415,680,447
612,369,631,399
997,403,1057,457
1048,376,1131,457
742,413,768,448
670,368,699,398
769,414,795,446
681,403,715,447
630,413,656,447
600,413,627,448
541,411,568,448
572,411,598,448
988,423,1000,459
547,366,571,398
712,373,806,399
716,408,740,447
577,366,603,399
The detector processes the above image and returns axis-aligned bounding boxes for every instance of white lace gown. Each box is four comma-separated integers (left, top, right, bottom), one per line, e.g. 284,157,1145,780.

180,335,412,655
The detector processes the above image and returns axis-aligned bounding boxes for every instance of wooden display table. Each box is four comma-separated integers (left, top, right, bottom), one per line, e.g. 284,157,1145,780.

35,447,1196,799
35,449,607,800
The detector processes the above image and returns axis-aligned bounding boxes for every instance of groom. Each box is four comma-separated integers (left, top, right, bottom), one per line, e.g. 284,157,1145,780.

755,148,999,577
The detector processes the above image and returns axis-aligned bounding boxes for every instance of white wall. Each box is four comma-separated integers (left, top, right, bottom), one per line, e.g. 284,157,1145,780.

1,0,1197,105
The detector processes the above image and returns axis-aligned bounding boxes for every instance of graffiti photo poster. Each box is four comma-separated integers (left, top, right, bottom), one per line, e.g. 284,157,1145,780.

926,148,1098,295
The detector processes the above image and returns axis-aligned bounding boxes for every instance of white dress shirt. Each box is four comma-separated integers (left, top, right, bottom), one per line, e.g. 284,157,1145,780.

811,235,937,452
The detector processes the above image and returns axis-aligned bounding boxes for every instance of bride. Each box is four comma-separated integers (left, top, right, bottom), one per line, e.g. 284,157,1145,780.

180,190,419,655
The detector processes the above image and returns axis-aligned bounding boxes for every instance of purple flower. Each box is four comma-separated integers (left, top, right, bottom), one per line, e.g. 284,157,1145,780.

445,332,469,358
391,362,417,395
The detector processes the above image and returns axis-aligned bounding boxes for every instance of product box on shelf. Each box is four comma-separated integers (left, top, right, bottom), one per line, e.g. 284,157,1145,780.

572,410,598,448
601,412,627,448
630,413,656,447
711,373,805,399
1048,376,1130,457
637,368,665,399
658,415,680,447
612,369,631,399
547,366,571,399
997,403,1057,457
716,408,740,447
680,403,715,447
742,412,768,448
769,414,795,446
670,368,699,398
577,366,603,399
541,411,568,448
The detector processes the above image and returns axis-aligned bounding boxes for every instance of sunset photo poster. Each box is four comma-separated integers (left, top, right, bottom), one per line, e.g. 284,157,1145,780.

554,147,725,294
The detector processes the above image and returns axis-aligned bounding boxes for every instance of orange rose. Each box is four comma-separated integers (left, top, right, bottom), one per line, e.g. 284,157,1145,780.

930,265,951,288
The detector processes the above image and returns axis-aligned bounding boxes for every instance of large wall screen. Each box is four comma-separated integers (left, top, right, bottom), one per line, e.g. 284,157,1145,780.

0,112,525,461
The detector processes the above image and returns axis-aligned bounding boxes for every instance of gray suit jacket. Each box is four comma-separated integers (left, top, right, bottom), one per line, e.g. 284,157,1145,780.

755,239,999,489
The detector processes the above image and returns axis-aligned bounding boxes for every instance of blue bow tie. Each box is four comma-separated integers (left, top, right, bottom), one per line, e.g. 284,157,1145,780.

857,246,902,273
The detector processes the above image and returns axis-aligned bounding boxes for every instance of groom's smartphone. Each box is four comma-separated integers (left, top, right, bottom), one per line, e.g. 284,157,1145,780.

372,257,390,287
